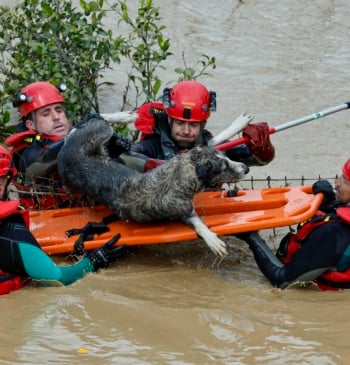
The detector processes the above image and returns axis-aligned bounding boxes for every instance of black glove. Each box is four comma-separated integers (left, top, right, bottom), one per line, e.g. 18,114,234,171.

88,234,127,271
108,133,132,158
235,231,261,246
312,180,335,203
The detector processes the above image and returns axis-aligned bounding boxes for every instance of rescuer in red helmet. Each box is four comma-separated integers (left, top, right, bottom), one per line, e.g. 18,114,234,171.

7,81,131,188
5,81,72,186
5,81,132,209
236,158,350,291
120,80,275,172
16,81,71,136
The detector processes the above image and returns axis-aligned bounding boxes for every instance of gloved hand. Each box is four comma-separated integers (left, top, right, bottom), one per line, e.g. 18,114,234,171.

312,180,335,203
88,234,127,271
242,122,275,164
110,133,132,151
235,231,263,247
108,133,132,158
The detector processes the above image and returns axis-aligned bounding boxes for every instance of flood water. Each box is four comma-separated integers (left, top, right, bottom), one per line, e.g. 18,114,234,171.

1,1,350,364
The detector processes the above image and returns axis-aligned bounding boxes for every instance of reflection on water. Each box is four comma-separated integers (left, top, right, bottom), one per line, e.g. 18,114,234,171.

1,0,350,364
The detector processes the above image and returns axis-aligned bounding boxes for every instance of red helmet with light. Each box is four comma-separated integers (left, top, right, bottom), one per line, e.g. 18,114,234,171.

342,159,350,180
0,146,17,177
14,81,65,118
163,81,216,122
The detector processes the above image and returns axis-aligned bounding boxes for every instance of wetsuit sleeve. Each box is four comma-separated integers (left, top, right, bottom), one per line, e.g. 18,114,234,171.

131,135,163,159
18,242,94,286
18,143,43,173
19,141,63,180
238,224,348,288
0,217,95,286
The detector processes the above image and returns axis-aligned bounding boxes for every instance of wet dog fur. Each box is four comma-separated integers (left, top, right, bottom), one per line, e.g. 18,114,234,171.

58,116,249,257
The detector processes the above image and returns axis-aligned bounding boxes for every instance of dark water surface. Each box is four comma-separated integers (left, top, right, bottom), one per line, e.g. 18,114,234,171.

1,1,350,364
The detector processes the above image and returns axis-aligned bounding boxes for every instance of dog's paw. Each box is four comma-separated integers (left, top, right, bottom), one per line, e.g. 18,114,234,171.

233,113,255,131
207,236,228,258
208,113,255,147
101,111,138,124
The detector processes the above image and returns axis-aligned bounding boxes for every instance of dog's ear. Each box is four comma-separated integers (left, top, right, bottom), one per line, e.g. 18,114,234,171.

195,160,210,174
190,145,207,162
195,159,223,187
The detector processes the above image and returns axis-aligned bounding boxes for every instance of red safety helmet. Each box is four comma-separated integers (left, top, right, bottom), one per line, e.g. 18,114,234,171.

163,80,216,122
15,81,65,118
342,159,350,180
0,146,17,177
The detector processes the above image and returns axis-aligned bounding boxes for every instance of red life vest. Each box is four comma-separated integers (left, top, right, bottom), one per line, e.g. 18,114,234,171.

0,200,29,228
0,271,31,295
279,209,350,290
0,200,31,295
5,130,71,210
5,129,62,155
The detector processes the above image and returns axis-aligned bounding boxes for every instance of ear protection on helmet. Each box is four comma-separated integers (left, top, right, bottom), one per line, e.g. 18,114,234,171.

163,87,171,108
209,91,216,112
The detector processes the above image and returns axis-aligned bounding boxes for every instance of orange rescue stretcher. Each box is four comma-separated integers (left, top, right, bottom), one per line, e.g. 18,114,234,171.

30,185,323,255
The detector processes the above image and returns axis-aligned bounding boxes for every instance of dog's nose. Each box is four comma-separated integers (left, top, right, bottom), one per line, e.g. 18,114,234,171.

244,164,249,174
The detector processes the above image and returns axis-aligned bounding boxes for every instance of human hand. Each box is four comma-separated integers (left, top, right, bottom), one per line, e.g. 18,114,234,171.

312,180,335,202
110,133,132,151
242,122,275,164
235,231,264,247
88,234,127,271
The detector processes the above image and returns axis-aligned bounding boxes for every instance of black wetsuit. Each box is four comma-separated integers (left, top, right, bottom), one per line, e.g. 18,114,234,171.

240,202,350,289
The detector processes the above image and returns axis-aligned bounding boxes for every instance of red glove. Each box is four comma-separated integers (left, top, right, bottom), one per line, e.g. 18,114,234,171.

242,122,275,164
135,102,165,140
144,158,165,172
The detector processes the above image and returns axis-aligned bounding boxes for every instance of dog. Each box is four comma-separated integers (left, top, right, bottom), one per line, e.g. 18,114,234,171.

58,115,249,257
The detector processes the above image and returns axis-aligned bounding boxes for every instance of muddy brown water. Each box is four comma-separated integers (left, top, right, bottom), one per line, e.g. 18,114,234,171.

1,1,350,364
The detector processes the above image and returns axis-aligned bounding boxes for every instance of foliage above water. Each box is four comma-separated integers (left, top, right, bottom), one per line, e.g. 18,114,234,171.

0,0,216,139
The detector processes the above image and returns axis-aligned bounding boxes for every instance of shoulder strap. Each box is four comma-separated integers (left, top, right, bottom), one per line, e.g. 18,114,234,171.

295,212,340,242
65,214,119,255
